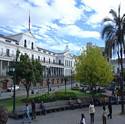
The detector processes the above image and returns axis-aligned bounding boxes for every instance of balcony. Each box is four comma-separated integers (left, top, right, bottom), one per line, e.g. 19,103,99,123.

0,52,16,61
41,60,64,66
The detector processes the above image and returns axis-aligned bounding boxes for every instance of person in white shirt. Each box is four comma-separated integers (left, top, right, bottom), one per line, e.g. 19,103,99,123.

102,106,107,124
23,103,31,123
80,113,86,124
89,102,95,124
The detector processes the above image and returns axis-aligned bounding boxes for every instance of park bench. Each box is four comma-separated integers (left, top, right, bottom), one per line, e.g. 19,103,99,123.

9,98,94,119
11,106,32,119
44,100,70,113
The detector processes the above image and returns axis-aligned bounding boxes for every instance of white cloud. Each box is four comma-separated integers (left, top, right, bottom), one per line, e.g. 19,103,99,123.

82,0,125,25
59,25,100,39
2,0,122,54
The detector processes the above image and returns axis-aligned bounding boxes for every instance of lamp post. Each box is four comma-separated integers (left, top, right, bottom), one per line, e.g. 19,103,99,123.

9,50,19,113
47,78,50,94
8,66,16,113
70,70,73,89
64,77,67,94
46,66,50,94
13,68,16,113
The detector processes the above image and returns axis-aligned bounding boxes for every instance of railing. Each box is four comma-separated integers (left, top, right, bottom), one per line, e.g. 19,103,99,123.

41,60,64,66
0,52,16,60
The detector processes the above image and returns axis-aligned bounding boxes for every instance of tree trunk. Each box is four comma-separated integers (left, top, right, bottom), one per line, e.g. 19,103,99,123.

120,46,124,114
24,81,31,98
26,87,29,98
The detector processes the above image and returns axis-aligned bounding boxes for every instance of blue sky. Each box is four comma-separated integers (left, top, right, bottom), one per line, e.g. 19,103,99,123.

0,0,125,55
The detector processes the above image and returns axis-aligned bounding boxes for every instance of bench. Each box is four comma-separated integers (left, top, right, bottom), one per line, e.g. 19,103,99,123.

13,106,32,119
44,100,70,113
9,98,92,119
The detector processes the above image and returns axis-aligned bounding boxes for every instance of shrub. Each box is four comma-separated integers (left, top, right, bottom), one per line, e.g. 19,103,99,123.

22,91,77,103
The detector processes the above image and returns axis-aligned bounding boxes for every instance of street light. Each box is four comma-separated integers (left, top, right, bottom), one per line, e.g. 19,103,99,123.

46,65,50,94
70,70,73,89
64,77,67,94
8,66,16,113
8,50,20,113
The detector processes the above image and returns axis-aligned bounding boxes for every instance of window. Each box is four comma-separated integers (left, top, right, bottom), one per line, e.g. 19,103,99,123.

31,42,34,49
53,59,55,64
49,58,50,63
71,61,72,67
6,49,10,56
0,48,3,56
16,42,19,45
44,57,45,62
38,56,40,61
32,54,34,60
59,60,61,65
24,40,27,48
5,40,11,43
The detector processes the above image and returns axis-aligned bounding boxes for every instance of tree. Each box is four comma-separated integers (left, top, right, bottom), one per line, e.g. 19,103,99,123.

16,54,43,98
75,46,113,93
32,60,43,86
101,5,125,113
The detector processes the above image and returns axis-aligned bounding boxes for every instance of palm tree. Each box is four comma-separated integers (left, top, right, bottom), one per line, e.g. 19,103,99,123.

101,5,125,114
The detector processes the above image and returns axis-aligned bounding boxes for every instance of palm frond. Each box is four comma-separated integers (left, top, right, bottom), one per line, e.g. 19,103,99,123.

101,24,114,39
109,9,117,19
103,18,114,23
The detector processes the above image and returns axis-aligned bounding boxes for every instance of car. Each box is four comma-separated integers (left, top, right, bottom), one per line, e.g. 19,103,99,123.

7,85,20,92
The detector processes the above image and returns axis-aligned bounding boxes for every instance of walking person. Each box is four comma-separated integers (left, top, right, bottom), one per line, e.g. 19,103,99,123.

80,113,86,124
107,102,112,119
31,100,36,120
23,103,31,123
89,101,95,124
102,106,107,124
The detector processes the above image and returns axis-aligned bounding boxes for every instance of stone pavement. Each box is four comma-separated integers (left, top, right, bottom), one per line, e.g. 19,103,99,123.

7,105,125,124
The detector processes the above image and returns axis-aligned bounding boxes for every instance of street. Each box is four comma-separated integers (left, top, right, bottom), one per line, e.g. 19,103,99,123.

0,83,74,99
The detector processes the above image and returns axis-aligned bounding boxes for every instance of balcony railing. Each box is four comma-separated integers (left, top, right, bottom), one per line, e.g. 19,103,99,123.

41,60,64,66
0,52,16,60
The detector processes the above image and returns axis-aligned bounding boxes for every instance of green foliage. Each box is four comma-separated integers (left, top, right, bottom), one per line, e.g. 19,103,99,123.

15,53,43,98
32,60,43,86
22,91,77,103
75,46,113,87
16,54,33,82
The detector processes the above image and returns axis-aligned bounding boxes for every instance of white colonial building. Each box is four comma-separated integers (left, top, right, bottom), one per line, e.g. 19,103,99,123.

0,31,75,89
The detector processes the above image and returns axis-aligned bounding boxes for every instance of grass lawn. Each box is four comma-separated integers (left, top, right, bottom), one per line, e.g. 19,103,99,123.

0,97,23,112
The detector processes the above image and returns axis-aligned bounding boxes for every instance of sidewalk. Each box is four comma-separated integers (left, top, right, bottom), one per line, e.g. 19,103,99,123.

7,105,125,124
0,92,12,100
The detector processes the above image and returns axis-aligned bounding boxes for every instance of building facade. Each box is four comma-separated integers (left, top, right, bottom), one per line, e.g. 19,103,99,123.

0,31,75,89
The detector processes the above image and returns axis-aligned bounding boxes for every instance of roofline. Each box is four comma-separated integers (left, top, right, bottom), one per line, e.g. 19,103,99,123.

0,35,18,42
7,31,36,39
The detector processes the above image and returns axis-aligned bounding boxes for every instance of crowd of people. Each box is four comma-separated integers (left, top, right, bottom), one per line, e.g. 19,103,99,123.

21,99,113,124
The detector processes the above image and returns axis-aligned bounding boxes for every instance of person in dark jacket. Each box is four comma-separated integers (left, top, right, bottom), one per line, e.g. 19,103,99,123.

31,100,36,120
40,101,46,115
80,113,86,124
107,102,112,119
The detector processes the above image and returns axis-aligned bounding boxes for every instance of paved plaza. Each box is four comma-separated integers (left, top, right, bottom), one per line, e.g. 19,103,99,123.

8,105,125,124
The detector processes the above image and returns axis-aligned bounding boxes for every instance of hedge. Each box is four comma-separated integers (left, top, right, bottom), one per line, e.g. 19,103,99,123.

22,91,77,103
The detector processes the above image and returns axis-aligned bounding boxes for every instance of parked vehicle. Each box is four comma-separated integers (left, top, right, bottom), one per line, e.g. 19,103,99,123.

7,85,19,92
